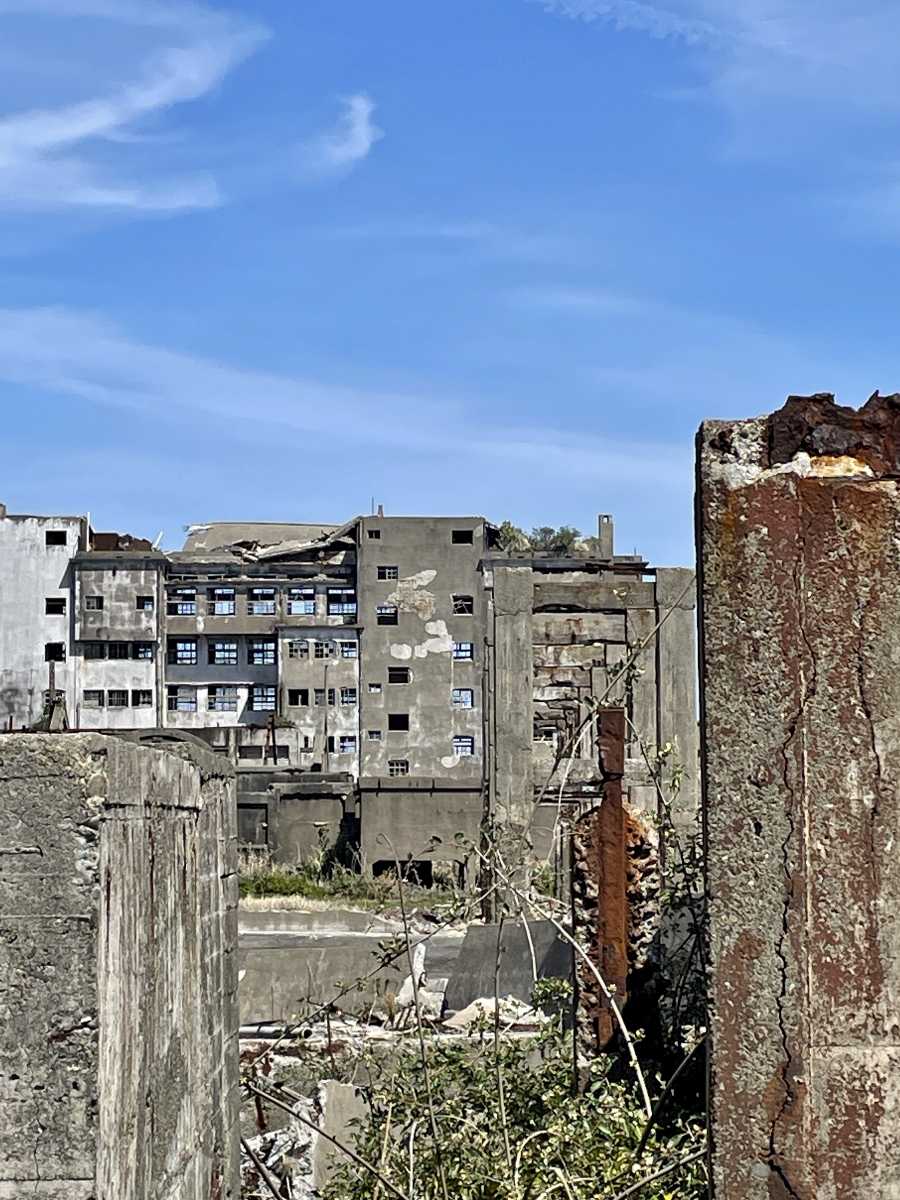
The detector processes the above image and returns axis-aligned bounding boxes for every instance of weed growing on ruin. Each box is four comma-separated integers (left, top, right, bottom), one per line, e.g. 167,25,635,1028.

323,1016,706,1200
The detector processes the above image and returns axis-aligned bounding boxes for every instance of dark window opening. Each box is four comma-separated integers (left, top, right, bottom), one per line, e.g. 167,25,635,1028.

377,565,399,581
238,746,263,760
44,642,65,662
377,605,398,626
167,588,196,616
208,685,238,712
45,530,67,546
453,735,475,756
247,588,276,616
167,639,197,666
107,642,129,660
85,595,103,611
388,667,410,684
287,688,309,707
136,595,154,611
367,529,381,540
327,587,357,615
131,690,153,708
83,690,104,708
248,639,276,666
45,597,66,615
133,643,154,660
167,686,197,712
452,641,474,660
452,529,474,544
287,586,315,615
387,759,409,777
208,587,235,615
107,689,128,708
250,686,276,711
388,712,409,732
208,640,238,666
83,642,106,660
452,594,474,615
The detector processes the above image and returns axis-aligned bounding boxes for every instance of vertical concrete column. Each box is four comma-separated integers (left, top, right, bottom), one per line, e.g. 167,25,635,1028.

491,564,534,871
654,566,699,822
698,393,900,1198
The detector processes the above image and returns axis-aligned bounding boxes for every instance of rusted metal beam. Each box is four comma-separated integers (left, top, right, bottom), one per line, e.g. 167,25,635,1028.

572,707,628,1062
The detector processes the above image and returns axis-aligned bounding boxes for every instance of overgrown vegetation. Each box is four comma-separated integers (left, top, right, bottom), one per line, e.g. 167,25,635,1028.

325,1001,705,1200
497,520,612,558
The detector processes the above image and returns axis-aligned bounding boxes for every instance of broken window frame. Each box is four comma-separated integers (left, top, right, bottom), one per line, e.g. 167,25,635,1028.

131,689,153,708
367,729,383,741
84,595,104,611
452,735,475,756
377,565,399,581
167,588,197,616
286,586,316,615
82,689,104,708
388,759,409,777
249,685,276,712
247,588,276,616
208,587,236,616
107,689,128,708
339,641,358,659
388,667,410,684
327,587,357,616
313,640,337,660
208,640,238,666
368,682,383,694
168,639,198,666
340,687,358,706
376,604,398,626
452,641,475,660
248,639,276,666
288,640,310,659
136,595,154,611
208,685,239,713
132,643,154,661
367,529,381,540
167,685,197,713
451,687,475,709
338,735,357,754
287,688,309,707
452,594,474,615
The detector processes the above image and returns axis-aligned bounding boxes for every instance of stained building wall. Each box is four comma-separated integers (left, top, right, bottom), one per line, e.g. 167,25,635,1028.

0,509,86,728
0,732,239,1199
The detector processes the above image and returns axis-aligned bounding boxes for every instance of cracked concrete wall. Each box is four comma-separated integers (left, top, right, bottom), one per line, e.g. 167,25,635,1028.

0,733,239,1200
698,393,900,1199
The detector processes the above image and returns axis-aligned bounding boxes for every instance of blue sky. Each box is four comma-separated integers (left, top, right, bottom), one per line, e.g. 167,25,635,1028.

2,0,900,563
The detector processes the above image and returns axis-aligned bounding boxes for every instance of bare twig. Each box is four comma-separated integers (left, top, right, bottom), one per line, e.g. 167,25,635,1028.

240,1135,284,1200
244,1081,411,1200
492,913,513,1179
605,1146,706,1199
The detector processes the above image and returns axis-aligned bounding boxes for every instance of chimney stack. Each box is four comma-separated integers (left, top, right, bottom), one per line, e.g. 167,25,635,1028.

597,514,614,559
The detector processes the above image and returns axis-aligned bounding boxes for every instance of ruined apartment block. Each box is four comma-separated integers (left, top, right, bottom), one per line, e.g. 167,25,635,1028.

0,504,698,881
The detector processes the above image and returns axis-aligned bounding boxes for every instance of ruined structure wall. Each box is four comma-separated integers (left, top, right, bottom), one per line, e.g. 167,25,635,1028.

699,398,900,1198
491,564,534,843
0,513,83,728
0,734,239,1200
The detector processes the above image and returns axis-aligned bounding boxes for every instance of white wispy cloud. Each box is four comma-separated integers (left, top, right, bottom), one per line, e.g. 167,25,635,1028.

0,305,687,492
298,93,384,179
506,285,647,315
0,1,266,212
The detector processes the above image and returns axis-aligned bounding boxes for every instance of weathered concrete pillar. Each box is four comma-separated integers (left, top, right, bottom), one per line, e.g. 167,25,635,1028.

0,733,239,1199
698,393,900,1198
490,564,534,866
655,567,700,823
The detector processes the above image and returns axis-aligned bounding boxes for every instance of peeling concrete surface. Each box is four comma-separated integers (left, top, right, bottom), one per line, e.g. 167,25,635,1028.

0,733,239,1199
699,393,900,1199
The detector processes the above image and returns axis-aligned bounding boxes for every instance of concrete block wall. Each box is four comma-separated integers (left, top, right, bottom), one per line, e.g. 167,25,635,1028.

0,733,239,1200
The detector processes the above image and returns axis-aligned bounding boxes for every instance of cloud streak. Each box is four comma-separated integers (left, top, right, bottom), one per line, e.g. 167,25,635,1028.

0,1,266,211
298,93,384,179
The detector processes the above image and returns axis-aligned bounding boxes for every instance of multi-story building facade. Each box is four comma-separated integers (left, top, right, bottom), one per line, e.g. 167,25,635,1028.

0,504,698,882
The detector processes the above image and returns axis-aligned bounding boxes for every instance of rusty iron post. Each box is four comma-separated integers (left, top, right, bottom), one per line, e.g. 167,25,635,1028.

571,706,628,1064
699,392,900,1197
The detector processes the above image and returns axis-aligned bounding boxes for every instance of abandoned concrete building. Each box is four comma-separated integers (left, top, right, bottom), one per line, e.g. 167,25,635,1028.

0,504,698,877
